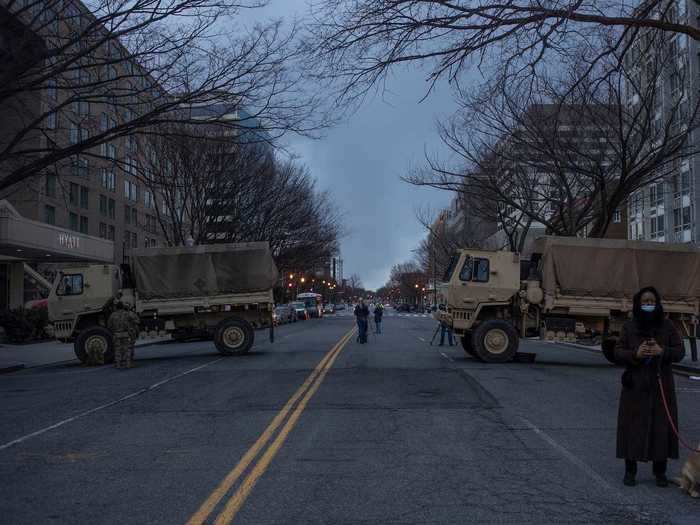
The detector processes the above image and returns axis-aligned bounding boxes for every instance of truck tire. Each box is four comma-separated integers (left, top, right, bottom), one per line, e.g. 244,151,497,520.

472,320,519,363
74,327,114,365
461,334,478,358
214,318,254,356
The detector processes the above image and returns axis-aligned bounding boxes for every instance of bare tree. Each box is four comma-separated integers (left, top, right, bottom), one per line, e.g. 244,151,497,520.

0,0,328,192
308,0,696,103
140,126,341,268
407,32,700,241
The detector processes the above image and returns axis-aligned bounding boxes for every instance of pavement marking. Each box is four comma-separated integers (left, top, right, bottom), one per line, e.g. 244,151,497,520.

418,337,426,342
0,358,224,452
439,352,454,362
213,328,355,525
517,415,650,522
187,328,356,525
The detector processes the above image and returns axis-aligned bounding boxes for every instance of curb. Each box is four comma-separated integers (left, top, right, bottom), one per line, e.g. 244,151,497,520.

0,338,171,374
0,364,26,374
553,340,700,375
671,363,700,377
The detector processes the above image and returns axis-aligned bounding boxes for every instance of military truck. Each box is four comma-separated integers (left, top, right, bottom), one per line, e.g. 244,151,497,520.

48,242,278,364
440,236,700,363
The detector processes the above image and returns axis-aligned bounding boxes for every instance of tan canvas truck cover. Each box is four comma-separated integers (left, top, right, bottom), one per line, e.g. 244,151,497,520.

131,242,279,300
535,236,700,302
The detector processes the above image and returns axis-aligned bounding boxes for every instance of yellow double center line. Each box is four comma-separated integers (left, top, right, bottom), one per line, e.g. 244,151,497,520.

187,327,356,525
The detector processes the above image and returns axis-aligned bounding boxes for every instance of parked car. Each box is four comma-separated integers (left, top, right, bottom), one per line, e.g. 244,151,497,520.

396,304,411,312
323,303,335,315
289,302,309,321
274,305,295,325
334,303,346,311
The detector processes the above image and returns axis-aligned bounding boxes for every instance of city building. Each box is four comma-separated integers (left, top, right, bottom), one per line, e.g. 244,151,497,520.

0,0,166,308
625,0,698,244
480,103,628,254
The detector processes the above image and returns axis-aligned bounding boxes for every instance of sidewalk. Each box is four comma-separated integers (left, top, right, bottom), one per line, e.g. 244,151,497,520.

552,339,700,375
0,334,171,373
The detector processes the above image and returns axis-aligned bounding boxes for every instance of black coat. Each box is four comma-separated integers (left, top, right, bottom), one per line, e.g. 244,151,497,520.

354,304,369,320
614,319,685,461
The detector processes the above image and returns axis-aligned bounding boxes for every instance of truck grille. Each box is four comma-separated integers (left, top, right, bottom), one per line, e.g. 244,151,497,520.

452,310,471,320
53,320,74,339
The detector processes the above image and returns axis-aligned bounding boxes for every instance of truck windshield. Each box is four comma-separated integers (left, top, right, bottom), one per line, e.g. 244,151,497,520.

443,253,460,281
56,274,84,296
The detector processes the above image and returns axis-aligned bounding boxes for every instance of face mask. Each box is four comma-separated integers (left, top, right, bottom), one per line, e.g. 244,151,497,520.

641,304,656,313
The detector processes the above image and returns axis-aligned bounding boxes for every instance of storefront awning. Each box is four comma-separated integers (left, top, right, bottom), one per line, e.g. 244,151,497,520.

0,200,113,263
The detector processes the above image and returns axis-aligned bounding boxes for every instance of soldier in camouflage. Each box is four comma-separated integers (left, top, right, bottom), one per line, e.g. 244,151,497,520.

107,301,140,369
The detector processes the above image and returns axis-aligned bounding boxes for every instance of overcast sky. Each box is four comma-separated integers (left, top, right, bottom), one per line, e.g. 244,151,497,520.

242,1,461,290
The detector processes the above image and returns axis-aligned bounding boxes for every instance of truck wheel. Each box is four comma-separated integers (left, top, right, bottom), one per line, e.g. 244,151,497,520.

602,339,619,365
214,318,254,356
461,334,478,358
472,320,519,363
74,327,114,365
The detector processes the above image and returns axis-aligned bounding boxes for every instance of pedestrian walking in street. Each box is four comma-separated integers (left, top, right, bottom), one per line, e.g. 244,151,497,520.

374,303,384,334
354,299,370,344
108,301,140,369
437,304,455,346
615,286,685,488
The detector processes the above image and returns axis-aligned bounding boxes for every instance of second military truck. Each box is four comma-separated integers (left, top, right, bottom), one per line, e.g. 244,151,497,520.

440,236,699,363
48,242,279,364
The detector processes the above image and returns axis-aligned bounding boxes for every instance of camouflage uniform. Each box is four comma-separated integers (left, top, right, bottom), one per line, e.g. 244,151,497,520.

108,309,140,369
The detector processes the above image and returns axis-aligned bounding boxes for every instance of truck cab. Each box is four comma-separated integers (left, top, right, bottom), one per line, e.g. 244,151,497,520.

441,249,523,362
48,264,126,341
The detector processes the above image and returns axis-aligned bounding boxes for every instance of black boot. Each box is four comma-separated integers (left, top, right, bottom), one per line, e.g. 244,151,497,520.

624,460,637,487
653,460,668,487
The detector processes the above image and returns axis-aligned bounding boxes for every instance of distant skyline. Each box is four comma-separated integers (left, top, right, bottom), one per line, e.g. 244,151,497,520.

240,1,464,290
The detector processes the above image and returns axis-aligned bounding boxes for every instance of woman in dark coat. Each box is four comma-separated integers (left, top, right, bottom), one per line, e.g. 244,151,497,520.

615,286,685,487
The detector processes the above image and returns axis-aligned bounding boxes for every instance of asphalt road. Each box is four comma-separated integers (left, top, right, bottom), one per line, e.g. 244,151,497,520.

1,310,699,524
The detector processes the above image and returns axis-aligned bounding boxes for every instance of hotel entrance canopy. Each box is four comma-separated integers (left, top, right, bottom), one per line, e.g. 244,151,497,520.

0,200,113,263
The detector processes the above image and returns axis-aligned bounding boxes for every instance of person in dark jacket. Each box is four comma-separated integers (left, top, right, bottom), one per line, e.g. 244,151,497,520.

354,299,370,344
614,286,685,487
373,304,384,334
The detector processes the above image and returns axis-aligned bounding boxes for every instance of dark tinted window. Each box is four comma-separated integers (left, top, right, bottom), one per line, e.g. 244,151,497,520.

442,253,460,281
459,257,473,281
56,274,83,296
473,258,490,282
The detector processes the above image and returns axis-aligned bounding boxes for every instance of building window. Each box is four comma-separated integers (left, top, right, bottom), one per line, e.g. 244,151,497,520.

124,205,137,225
69,212,79,231
44,205,56,225
100,168,116,192
145,214,157,233
80,216,88,234
126,134,138,153
80,186,89,209
99,195,108,216
99,222,107,239
106,143,116,160
144,190,154,209
69,183,79,206
69,123,88,144
612,208,622,224
131,231,137,248
46,111,57,130
75,99,89,117
45,174,56,197
108,198,115,219
72,156,88,178
47,79,57,104
124,179,138,201
108,225,115,240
